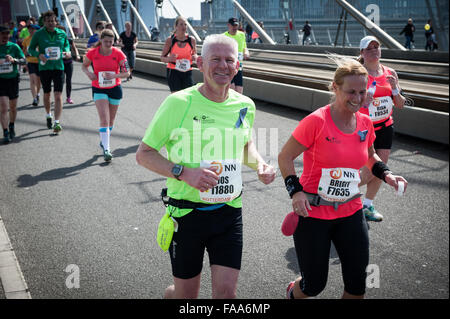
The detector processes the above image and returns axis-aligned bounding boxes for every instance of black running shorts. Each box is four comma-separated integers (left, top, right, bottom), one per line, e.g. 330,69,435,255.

166,68,194,92
169,205,243,279
373,124,394,150
0,76,19,99
40,69,64,93
293,209,369,296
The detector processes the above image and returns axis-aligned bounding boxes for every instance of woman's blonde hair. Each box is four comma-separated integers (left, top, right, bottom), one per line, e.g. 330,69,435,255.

94,29,115,48
326,54,368,101
173,16,187,34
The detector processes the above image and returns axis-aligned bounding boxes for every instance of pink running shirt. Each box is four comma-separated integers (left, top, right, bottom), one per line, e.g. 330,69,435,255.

86,46,127,89
292,105,375,220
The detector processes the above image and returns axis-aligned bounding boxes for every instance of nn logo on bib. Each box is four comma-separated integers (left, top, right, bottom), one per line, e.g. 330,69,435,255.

330,168,356,180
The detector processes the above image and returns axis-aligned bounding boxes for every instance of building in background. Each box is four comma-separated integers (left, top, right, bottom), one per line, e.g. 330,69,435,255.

1,0,448,50
201,0,449,49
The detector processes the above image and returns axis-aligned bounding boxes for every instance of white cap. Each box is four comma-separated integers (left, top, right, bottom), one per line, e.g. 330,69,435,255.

359,36,380,50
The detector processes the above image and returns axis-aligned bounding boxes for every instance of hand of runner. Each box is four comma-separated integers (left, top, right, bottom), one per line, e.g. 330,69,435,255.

292,191,311,217
386,74,399,90
168,53,178,63
103,72,115,80
180,166,219,192
4,55,14,63
384,173,408,194
39,54,48,64
257,162,276,185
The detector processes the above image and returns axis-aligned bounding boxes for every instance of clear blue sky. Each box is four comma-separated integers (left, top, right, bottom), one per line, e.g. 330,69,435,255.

161,0,202,20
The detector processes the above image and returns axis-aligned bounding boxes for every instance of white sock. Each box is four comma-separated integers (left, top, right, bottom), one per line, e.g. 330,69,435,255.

363,198,373,208
46,113,52,118
99,127,110,151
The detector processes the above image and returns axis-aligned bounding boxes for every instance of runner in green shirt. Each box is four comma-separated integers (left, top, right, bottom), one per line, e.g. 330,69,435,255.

28,10,71,134
136,34,275,299
0,26,26,143
224,17,250,94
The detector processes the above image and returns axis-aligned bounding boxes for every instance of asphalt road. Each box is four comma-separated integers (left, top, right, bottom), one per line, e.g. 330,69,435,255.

0,63,448,299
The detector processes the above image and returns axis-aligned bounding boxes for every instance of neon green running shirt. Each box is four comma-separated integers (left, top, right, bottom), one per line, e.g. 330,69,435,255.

142,83,256,217
223,30,247,70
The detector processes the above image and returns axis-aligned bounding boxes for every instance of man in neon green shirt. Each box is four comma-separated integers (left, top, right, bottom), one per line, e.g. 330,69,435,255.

136,34,275,299
29,10,71,133
224,17,250,94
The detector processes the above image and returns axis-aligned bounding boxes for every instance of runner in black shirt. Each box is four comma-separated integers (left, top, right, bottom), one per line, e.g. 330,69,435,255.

118,21,137,80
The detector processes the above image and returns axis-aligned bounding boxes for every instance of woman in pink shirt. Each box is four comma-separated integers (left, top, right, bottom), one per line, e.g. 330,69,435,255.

278,58,407,299
82,29,130,162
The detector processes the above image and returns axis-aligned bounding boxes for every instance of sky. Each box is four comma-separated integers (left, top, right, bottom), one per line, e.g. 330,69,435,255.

161,0,203,20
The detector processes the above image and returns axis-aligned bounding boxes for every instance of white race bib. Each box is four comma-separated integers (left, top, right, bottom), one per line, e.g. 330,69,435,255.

175,59,191,72
45,46,61,60
318,168,360,202
0,59,13,74
98,71,115,88
199,159,242,203
368,96,394,122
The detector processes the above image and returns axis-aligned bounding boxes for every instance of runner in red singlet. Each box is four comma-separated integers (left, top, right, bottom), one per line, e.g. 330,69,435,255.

357,36,406,222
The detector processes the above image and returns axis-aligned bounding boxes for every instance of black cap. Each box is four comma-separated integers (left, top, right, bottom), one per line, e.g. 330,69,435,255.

228,18,239,26
0,26,9,33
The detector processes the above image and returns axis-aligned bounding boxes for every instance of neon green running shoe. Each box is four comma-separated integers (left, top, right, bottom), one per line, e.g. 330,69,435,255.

363,205,383,222
103,149,113,162
53,122,62,134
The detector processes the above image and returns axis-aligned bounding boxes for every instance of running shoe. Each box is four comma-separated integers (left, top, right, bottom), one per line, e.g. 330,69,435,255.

103,149,113,162
46,116,53,129
3,131,10,144
8,125,15,139
363,205,383,222
32,98,38,106
53,122,62,134
286,281,295,299
66,97,74,104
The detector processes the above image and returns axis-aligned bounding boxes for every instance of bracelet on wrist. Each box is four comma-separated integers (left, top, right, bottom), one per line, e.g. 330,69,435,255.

284,175,303,198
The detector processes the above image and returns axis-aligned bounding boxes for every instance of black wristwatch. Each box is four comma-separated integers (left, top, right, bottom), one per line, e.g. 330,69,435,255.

171,164,184,180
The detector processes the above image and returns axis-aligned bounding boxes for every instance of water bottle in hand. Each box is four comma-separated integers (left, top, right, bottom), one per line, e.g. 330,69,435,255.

363,81,376,108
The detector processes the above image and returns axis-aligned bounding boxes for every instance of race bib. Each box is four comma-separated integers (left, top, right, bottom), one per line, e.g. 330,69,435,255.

0,59,13,74
98,71,115,87
199,159,242,203
45,46,61,60
318,168,360,202
175,59,191,72
368,96,394,122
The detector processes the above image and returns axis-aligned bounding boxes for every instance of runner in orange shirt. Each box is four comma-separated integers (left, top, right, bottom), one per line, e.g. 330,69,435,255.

160,16,197,93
